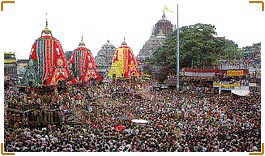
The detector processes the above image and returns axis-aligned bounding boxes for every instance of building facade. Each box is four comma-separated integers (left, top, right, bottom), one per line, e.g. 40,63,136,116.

17,59,29,76
4,52,17,79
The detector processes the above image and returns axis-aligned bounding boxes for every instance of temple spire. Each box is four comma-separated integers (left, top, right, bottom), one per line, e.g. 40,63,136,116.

162,10,166,19
121,36,127,46
41,12,52,36
45,12,48,28
78,34,86,47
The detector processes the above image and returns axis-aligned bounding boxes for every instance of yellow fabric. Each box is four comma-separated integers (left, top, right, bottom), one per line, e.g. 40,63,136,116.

163,5,174,14
213,82,241,88
226,70,245,76
108,46,141,78
108,48,125,78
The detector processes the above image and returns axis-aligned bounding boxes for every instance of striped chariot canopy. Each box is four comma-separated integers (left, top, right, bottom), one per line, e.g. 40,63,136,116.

69,36,102,83
22,20,75,87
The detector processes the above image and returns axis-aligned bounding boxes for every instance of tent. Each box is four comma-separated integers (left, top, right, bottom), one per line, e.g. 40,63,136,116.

107,38,141,79
22,20,75,87
69,37,102,83
231,86,250,96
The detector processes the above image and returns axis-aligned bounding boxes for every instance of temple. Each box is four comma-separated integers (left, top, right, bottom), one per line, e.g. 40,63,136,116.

95,40,116,76
137,12,174,63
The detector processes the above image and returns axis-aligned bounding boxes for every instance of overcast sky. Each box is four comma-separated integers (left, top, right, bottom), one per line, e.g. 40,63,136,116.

0,0,264,59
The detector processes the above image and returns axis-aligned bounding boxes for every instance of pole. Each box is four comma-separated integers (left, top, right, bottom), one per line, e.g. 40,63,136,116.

176,4,180,91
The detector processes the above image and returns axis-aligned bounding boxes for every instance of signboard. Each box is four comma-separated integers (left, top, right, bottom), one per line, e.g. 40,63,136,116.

249,83,257,87
184,72,216,77
213,82,240,88
182,68,221,77
213,82,241,90
226,70,247,76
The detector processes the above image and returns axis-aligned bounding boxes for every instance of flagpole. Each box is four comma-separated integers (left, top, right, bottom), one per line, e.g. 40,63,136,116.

176,3,180,91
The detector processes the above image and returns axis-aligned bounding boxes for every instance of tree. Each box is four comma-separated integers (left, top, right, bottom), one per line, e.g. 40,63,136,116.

220,39,243,61
150,23,241,71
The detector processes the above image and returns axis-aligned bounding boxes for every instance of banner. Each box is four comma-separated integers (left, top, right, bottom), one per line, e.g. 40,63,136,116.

182,68,221,77
226,70,247,76
184,72,216,77
213,82,241,89
249,83,257,87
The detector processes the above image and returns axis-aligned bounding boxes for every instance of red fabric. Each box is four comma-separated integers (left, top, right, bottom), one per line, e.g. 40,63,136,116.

44,39,72,85
157,124,164,128
115,125,126,131
30,35,75,86
69,47,101,83
30,43,38,60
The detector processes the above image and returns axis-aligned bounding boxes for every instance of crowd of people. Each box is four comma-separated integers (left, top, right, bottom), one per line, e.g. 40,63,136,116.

4,79,261,152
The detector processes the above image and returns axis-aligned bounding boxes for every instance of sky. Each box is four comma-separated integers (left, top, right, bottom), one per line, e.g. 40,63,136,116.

0,0,264,59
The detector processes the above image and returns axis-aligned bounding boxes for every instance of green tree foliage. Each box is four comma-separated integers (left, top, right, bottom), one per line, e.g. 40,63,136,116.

221,40,243,61
150,23,242,71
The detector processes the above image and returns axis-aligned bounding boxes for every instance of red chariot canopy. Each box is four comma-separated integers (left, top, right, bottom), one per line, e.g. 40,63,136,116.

69,38,102,83
29,35,75,86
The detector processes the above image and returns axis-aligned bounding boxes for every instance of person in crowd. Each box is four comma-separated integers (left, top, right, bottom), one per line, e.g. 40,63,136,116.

4,78,261,152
